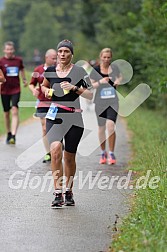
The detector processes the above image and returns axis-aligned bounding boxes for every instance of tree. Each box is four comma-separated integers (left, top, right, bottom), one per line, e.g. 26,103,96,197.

136,0,167,109
19,2,59,61
1,0,32,52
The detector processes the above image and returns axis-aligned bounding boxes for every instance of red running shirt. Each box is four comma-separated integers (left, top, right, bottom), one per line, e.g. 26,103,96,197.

0,56,24,95
30,64,50,101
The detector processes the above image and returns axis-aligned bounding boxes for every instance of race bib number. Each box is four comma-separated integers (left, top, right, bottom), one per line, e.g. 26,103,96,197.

100,87,116,99
45,103,58,120
6,67,19,77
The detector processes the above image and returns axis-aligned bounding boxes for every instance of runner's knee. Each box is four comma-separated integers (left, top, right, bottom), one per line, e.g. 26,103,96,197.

11,106,18,115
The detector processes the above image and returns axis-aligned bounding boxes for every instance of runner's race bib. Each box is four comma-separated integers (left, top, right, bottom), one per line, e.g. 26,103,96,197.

100,87,116,99
45,103,58,120
6,67,19,76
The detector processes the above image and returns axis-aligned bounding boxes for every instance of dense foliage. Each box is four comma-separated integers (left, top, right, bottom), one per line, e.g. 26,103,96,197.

0,0,166,110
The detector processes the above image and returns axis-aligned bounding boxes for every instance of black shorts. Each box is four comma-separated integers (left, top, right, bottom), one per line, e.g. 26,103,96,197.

95,105,118,126
1,93,20,112
46,114,84,153
34,107,49,118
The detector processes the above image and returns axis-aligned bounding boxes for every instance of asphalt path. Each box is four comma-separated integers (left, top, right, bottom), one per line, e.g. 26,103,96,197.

0,100,131,252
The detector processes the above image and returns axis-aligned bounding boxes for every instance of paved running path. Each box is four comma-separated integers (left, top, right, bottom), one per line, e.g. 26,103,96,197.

0,100,131,252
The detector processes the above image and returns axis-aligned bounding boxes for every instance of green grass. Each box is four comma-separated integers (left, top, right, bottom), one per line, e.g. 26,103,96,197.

0,71,36,136
110,108,167,252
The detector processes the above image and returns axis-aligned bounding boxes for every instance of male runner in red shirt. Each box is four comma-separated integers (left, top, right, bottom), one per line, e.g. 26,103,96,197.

0,41,28,144
29,49,57,162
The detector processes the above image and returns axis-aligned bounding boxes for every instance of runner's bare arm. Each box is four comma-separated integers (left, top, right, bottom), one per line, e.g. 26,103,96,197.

0,69,6,83
29,84,40,98
41,77,52,99
113,74,122,87
90,77,109,89
20,69,28,87
60,81,93,100
77,87,93,100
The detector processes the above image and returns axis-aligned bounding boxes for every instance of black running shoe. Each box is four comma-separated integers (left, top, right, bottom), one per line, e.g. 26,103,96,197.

51,192,64,208
43,153,51,163
6,132,12,144
9,135,16,144
64,191,75,206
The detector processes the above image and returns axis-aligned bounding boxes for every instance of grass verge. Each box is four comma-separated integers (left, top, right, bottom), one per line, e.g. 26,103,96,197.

110,108,167,252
